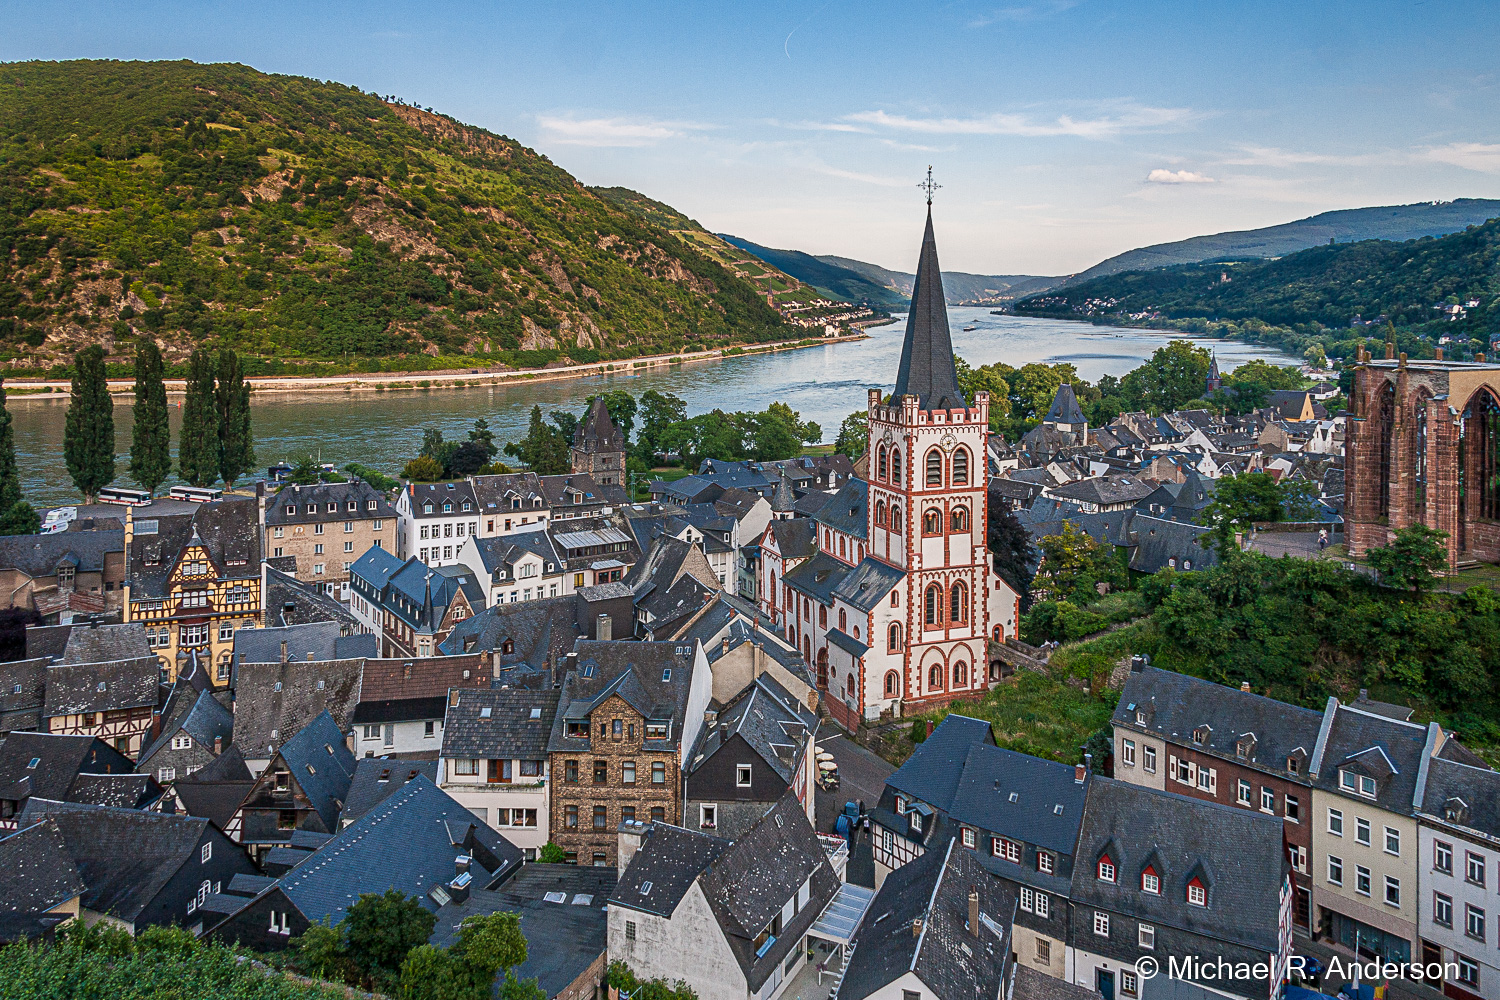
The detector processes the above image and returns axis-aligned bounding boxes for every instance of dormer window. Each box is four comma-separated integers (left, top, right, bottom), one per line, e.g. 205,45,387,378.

1135,711,1145,725
1339,770,1377,798
443,503,452,513
1187,878,1207,907
1192,726,1209,746
463,502,472,511
423,504,434,514
894,796,906,814
1098,856,1116,882
1236,737,1254,760
1141,867,1160,894
1287,757,1301,775
286,505,296,515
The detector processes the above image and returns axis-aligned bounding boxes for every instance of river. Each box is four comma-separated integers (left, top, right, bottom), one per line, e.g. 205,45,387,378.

11,310,1297,506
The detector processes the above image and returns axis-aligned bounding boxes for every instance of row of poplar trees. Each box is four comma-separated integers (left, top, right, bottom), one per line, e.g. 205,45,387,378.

62,344,256,503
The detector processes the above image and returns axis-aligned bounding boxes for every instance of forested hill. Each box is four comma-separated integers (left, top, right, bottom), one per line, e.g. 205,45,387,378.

1015,217,1500,352
0,60,787,374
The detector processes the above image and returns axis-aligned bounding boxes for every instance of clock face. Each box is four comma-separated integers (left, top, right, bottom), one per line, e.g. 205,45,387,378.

940,433,957,452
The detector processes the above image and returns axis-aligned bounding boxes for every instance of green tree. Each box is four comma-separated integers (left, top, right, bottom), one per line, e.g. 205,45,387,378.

538,842,567,863
345,462,400,491
1303,344,1328,370
402,454,446,482
751,402,812,461
1120,340,1212,413
177,348,219,487
294,920,354,983
0,382,38,535
606,961,699,1000
215,348,255,488
549,409,579,445
987,506,1035,607
1368,525,1449,595
468,418,497,460
834,410,868,460
1032,522,1127,604
128,340,171,495
1197,472,1317,557
63,345,116,502
397,911,532,1000
447,441,490,477
343,889,437,989
505,406,571,474
636,390,688,462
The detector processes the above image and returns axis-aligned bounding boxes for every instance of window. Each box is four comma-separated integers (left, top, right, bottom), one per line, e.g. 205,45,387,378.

201,843,212,863
1355,865,1371,896
737,764,752,787
1093,911,1109,937
888,624,903,652
952,448,969,486
1035,939,1050,964
1435,840,1453,874
1120,739,1136,766
650,806,665,822
1467,851,1486,886
1034,892,1049,918
564,760,579,783
1121,972,1138,999
962,827,976,849
1328,855,1343,885
454,759,479,776
592,760,607,783
1187,879,1206,907
1037,852,1054,875
593,805,607,830
925,449,943,486
1141,868,1159,894
922,509,942,535
1384,827,1400,856
1435,892,1454,927
949,583,967,623
699,804,716,829
876,446,888,481
1020,887,1034,911
1097,857,1116,882
645,722,669,739
1138,923,1155,949
1384,876,1400,907
1356,817,1370,846
1261,788,1275,812
1467,904,1487,940
1143,746,1156,773
1286,794,1300,822
1458,955,1480,989
924,584,942,625
158,766,176,782
424,721,435,738
182,623,209,646
171,734,193,750
345,541,354,553
992,838,1021,863
904,992,921,1000
344,521,354,533
1237,779,1252,805
651,762,665,784
565,805,578,829
622,761,636,784
1328,808,1344,836
950,507,969,532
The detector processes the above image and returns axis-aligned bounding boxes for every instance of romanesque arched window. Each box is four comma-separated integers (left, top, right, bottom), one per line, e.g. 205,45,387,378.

885,671,899,696
952,447,970,486
1463,389,1500,523
923,509,942,535
891,507,903,532
950,582,968,623
877,445,888,481
928,664,944,689
888,623,903,651
925,449,944,487
846,673,856,698
924,585,942,625
875,500,887,526
838,608,847,631
1376,382,1395,520
891,448,902,484
950,507,969,532
953,661,968,686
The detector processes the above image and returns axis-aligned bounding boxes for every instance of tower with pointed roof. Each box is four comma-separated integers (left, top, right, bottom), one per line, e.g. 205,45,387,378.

1206,351,1222,394
571,398,627,486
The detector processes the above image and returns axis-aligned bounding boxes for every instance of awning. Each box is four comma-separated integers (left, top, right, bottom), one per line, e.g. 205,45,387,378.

807,882,876,945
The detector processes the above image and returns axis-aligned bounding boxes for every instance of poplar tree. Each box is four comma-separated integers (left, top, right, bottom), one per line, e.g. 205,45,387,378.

215,348,254,488
0,381,38,535
63,345,115,503
177,349,219,487
128,339,171,495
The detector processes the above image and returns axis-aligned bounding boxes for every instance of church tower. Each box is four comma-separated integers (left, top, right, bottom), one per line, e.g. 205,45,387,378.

865,202,1008,709
571,398,626,485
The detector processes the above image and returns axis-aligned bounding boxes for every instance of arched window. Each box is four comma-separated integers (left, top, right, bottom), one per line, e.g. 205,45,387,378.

925,449,944,486
928,664,944,689
838,536,846,558
950,582,968,623
950,507,969,532
819,606,827,627
924,585,942,625
825,529,832,548
875,500,887,526
888,623,903,651
891,448,903,483
769,570,777,605
846,673,856,698
891,507,903,532
877,445,888,481
953,661,967,686
1375,381,1395,519
838,608,847,631
1463,389,1500,523
952,447,970,485
885,671,899,696
923,509,942,535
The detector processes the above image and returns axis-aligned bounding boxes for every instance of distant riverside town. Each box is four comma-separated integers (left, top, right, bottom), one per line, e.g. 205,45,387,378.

2,207,1499,1000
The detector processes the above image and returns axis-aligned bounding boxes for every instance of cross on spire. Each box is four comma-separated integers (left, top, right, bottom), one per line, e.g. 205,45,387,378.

918,165,941,206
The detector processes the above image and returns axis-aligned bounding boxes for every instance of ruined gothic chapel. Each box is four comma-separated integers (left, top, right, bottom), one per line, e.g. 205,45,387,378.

1347,349,1500,569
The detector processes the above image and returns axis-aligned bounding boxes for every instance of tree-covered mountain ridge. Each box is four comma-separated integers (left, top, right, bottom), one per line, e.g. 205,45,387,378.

0,59,789,375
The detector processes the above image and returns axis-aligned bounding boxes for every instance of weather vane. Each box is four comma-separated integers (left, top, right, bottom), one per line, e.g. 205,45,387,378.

918,165,941,206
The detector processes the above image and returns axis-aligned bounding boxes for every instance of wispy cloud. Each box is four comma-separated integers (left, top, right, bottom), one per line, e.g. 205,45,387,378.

834,102,1201,139
968,0,1079,28
801,161,911,187
1216,145,1384,168
1146,168,1216,184
535,115,712,147
1422,142,1500,173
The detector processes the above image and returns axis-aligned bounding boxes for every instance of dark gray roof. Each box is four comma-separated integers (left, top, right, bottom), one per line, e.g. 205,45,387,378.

1048,475,1158,506
233,622,374,666
886,714,996,813
64,772,159,810
783,551,853,605
23,626,73,663
1114,667,1322,780
272,776,522,926
813,478,869,541
826,628,869,657
60,623,150,664
466,529,563,579
183,744,253,782
436,594,579,663
0,530,123,579
338,757,440,827
1044,384,1087,426
440,688,560,760
768,518,816,560
948,742,1089,855
690,674,816,785
0,819,85,914
273,711,357,832
170,778,253,832
1011,964,1104,1000
263,566,362,630
891,210,965,412
1071,777,1287,953
548,641,698,753
42,656,159,719
127,497,260,600
0,657,46,733
1419,755,1500,842
470,471,547,513
0,732,134,803
265,480,396,527
18,798,218,924
831,557,905,613
231,658,363,760
610,822,728,918
1311,702,1431,813
405,480,483,520
574,397,626,453
838,838,1014,1000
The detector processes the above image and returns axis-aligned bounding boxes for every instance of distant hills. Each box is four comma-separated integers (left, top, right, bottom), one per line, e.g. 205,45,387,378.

1064,199,1500,285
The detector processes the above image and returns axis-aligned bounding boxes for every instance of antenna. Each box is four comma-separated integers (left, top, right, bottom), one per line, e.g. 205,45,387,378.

918,166,941,206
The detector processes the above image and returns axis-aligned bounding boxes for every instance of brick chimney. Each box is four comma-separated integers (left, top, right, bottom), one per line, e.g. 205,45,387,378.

214,736,223,755
1240,681,1251,692
279,640,288,664
968,890,980,938
1075,763,1086,783
912,917,923,938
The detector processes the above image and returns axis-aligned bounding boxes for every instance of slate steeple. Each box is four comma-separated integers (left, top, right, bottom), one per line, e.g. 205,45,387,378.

892,209,966,412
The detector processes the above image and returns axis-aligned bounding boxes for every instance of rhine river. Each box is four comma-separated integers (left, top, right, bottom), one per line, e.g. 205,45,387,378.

11,309,1298,506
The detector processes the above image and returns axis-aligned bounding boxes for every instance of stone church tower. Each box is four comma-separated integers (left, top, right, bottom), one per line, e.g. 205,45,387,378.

571,398,626,486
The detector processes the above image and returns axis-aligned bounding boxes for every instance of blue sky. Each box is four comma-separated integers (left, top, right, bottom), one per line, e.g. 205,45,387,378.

5,0,1500,275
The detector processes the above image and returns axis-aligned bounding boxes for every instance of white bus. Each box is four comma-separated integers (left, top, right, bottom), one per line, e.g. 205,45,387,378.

97,487,154,507
169,485,222,503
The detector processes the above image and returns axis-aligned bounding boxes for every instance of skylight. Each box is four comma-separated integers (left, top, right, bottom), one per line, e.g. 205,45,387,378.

640,881,653,896
480,707,492,718
529,708,542,720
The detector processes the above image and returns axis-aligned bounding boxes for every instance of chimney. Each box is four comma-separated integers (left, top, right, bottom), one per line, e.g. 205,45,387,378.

753,642,765,679
307,651,315,661
968,890,980,938
925,719,934,740
448,870,471,905
1075,763,1086,783
449,690,461,708
618,820,647,871
455,854,471,876
1240,681,1251,692
596,613,612,641
492,649,503,680
721,636,730,658
1130,654,1149,673
912,917,923,938
214,736,223,755
1085,752,1093,774
1434,347,1444,361
279,640,288,664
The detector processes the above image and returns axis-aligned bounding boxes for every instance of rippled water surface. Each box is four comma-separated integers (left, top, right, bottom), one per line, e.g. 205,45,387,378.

12,310,1296,505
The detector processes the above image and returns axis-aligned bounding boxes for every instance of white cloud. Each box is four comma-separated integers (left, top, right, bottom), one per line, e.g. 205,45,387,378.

802,162,910,187
1422,142,1500,173
836,102,1200,139
1217,145,1383,168
968,0,1080,27
535,115,710,147
1146,168,1216,184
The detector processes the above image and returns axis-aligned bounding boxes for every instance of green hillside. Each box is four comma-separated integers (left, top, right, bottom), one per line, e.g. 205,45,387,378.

1066,199,1500,285
817,255,1058,305
0,60,789,375
717,235,909,308
1016,218,1500,358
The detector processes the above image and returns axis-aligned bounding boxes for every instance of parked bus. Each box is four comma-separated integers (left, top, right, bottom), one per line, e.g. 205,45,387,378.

169,485,222,503
97,487,154,507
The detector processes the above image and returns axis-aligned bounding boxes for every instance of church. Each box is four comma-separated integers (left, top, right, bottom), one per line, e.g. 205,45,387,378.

758,206,1021,731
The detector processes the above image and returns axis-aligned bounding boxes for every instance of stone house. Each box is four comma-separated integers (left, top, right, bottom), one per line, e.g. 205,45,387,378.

0,529,125,621
571,399,628,486
439,687,559,857
263,480,396,601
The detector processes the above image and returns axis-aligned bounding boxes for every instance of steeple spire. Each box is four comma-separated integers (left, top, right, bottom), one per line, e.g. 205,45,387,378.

892,194,965,412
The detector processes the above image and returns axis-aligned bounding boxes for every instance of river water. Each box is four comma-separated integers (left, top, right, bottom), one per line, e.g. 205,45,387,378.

11,309,1297,506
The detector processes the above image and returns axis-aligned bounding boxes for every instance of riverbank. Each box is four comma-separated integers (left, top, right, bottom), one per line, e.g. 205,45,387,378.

1,331,871,399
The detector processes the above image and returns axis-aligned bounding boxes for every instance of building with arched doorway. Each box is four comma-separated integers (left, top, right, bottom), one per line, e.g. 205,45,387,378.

1347,351,1500,569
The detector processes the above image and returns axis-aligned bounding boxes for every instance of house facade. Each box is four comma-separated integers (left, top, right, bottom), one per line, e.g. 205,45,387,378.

263,480,396,600
1416,754,1500,1000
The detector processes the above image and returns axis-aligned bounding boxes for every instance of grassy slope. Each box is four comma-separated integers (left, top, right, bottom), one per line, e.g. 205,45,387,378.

0,60,789,374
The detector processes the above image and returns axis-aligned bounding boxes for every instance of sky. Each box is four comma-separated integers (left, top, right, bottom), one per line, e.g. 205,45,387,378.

5,0,1500,276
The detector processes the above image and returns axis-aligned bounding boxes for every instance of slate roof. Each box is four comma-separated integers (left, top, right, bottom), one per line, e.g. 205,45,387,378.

338,757,440,827
813,478,869,541
466,530,563,580
406,480,483,520
1126,516,1217,574
352,654,490,725
1011,964,1104,1000
768,518,816,560
127,497,260,600
783,551,854,605
138,689,235,768
1044,384,1087,425
892,210,966,412
440,688,561,760
233,622,376,665
573,397,626,453
171,777,253,832
1419,755,1500,842
830,557,905,613
59,623,150,664
263,566,362,629
65,773,159,810
1114,667,1322,779
18,798,217,925
263,776,523,926
0,529,123,579
609,822,728,918
435,595,580,662
690,674,816,785
826,628,869,657
273,711,357,832
886,714,996,811
548,641,698,754
23,626,73,663
1311,702,1432,813
231,658,363,760
0,657,47,733
41,656,159,719
0,819,85,914
349,545,404,595
699,794,841,990
947,742,1090,856
1048,475,1158,506
470,471,547,514
838,838,1014,1000
0,732,133,803
1071,778,1286,953
264,480,396,526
